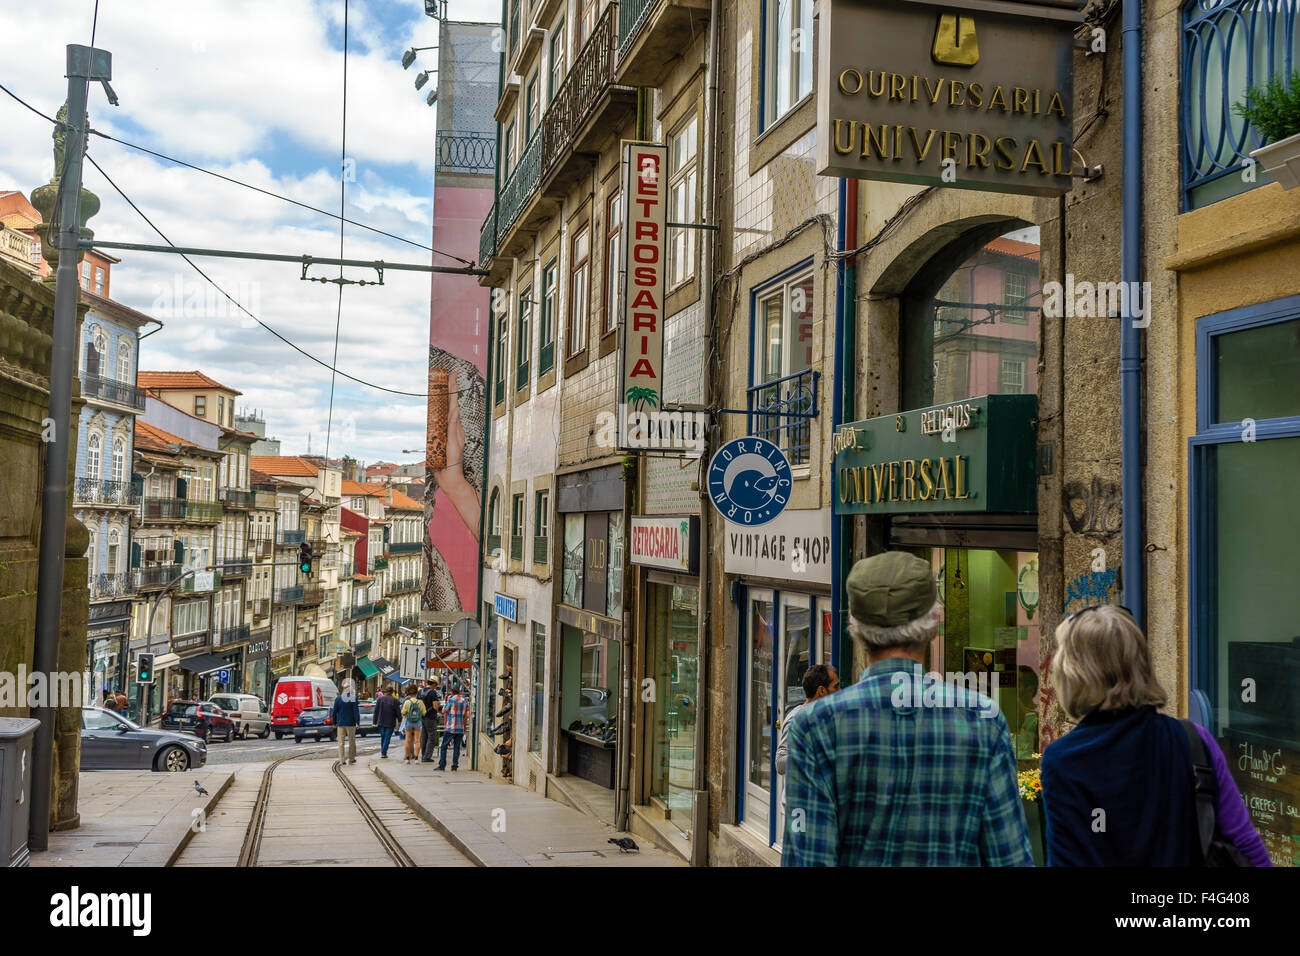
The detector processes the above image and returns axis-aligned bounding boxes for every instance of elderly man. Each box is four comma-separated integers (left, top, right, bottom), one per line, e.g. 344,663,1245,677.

781,551,1032,866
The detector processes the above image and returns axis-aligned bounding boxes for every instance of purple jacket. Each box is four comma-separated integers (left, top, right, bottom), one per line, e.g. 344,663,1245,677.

1194,723,1272,867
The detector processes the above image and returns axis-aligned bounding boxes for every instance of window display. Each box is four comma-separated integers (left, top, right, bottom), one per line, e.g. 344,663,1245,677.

647,583,698,836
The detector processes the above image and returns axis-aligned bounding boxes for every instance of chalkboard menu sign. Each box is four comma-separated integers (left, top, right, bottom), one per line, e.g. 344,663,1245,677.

1225,729,1299,867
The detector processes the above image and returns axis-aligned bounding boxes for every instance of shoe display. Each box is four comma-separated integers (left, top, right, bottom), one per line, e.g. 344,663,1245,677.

495,699,512,718
489,718,512,737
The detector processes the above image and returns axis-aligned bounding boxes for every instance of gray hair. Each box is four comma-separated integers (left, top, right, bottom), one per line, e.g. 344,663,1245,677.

848,601,943,651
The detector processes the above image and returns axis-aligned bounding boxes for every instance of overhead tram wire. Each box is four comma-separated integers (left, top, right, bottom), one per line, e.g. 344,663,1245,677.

325,0,350,460
85,152,430,399
0,82,472,266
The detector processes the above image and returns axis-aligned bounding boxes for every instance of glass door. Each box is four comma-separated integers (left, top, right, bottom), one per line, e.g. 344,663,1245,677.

773,593,811,850
743,590,775,842
647,583,699,835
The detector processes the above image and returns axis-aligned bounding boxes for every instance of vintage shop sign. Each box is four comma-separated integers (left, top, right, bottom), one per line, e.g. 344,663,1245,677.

816,0,1082,196
833,393,1037,514
630,515,700,575
725,509,833,586
618,140,668,448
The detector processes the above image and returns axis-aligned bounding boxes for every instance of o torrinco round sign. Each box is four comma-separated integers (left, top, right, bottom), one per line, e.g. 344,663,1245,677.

707,436,793,527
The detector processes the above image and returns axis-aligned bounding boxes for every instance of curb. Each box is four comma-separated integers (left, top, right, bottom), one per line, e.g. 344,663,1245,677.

164,771,235,867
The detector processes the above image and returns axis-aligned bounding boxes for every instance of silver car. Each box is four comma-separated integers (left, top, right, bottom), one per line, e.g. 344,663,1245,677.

81,706,208,772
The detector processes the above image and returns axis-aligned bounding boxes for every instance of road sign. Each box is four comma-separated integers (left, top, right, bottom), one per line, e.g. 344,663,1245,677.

450,618,481,649
217,668,230,684
399,644,426,680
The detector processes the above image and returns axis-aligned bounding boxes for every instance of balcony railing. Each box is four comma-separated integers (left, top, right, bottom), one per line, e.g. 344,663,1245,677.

345,602,376,623
386,541,422,555
437,131,497,173
498,132,542,238
479,204,497,267
541,3,620,176
300,584,325,605
372,557,389,571
219,559,252,577
139,496,186,520
747,367,821,466
75,478,132,506
250,597,270,619
276,529,305,546
213,624,251,648
385,611,419,633
533,535,549,565
341,562,356,578
133,564,181,590
275,585,304,604
618,0,655,56
89,572,133,600
81,372,147,410
184,500,224,522
387,576,421,593
219,488,256,508
180,570,221,593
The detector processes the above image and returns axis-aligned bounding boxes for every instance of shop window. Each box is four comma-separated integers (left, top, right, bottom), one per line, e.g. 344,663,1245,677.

549,19,566,102
606,511,624,617
667,116,698,289
1191,296,1300,867
540,259,557,374
903,227,1040,409
562,513,584,606
516,285,532,391
604,190,621,336
751,267,816,463
530,622,546,753
761,0,814,131
568,226,590,357
647,583,699,836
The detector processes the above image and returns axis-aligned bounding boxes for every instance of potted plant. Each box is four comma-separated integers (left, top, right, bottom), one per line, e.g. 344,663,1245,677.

1235,69,1300,189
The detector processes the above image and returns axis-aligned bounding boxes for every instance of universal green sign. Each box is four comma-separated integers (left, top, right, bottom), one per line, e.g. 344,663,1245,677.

833,394,1037,515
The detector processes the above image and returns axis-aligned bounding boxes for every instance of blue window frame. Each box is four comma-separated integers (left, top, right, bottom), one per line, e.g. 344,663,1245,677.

748,259,819,464
759,0,815,134
1188,295,1300,862
1181,0,1299,209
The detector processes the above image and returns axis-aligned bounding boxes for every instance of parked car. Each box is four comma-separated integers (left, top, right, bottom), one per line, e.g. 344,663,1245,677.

356,699,376,736
293,706,336,742
81,707,207,772
209,692,272,739
271,676,339,739
160,700,237,743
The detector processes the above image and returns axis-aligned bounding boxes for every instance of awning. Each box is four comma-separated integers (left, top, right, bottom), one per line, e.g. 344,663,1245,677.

354,656,380,679
372,656,397,677
176,653,230,676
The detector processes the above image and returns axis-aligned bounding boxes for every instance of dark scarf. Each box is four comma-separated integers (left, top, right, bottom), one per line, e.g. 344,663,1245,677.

1041,705,1199,866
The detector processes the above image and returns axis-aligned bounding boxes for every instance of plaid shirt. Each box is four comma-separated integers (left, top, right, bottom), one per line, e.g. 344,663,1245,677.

781,659,1033,867
442,693,469,734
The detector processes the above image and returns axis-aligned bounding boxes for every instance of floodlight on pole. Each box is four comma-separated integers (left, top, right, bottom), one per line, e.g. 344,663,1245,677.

415,70,434,91
401,45,437,69
426,88,438,107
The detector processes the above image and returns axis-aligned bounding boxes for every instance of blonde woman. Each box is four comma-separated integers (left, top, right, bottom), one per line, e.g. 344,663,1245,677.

1040,605,1269,866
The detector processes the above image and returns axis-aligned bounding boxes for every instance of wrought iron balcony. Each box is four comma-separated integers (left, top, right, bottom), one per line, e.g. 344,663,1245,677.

747,367,821,466
345,602,376,623
139,496,186,520
341,561,356,578
386,576,421,593
214,624,251,648
219,488,256,509
372,557,389,571
89,572,133,600
479,204,497,268
300,584,325,605
533,535,549,566
276,529,305,546
133,563,181,590
81,372,147,410
275,585,304,605
184,499,224,522
220,559,252,578
616,0,710,87
180,570,221,593
498,132,542,246
437,131,496,173
75,477,132,506
386,541,423,555
385,611,419,633
541,4,636,195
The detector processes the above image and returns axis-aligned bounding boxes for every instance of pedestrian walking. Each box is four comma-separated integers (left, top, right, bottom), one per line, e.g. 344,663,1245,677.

1039,605,1269,866
437,684,469,772
775,664,840,824
373,685,401,758
401,685,425,764
782,551,1032,866
331,679,361,765
419,678,442,763
102,690,117,711
114,690,128,712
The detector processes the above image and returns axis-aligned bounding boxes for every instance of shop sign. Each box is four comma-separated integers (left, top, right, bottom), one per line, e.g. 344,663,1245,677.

816,0,1082,196
833,394,1037,515
247,637,271,661
630,515,699,575
724,509,832,586
556,604,621,639
493,592,526,623
618,140,668,447
707,437,793,527
270,654,293,676
172,632,209,654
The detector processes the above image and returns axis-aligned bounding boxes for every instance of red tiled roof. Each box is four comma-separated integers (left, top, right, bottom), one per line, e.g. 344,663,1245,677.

384,488,422,511
342,479,382,497
251,455,319,477
984,237,1041,261
137,370,242,395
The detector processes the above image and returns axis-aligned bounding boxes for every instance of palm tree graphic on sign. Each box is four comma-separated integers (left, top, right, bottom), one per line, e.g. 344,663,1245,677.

625,386,659,412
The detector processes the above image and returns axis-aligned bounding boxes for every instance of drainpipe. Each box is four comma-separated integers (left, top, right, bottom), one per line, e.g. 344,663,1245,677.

831,179,848,674
687,0,723,867
1120,0,1145,628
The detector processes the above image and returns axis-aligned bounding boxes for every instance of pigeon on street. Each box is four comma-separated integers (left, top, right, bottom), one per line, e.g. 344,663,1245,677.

608,837,639,853
194,780,209,796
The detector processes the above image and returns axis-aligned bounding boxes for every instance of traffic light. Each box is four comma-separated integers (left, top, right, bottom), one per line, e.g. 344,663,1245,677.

299,541,313,574
137,653,154,685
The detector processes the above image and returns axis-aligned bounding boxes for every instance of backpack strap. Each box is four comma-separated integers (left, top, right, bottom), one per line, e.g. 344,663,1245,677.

1179,718,1218,862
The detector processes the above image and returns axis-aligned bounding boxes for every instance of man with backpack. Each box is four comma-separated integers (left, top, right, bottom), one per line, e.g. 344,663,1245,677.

401,685,426,764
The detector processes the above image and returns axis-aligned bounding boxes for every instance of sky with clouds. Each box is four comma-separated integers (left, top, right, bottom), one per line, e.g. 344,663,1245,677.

1,0,500,465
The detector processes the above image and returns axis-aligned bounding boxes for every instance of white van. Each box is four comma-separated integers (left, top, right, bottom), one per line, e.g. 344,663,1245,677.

209,692,271,740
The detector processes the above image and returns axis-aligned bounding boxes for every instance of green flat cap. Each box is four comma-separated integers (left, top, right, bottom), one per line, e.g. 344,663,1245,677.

846,551,936,627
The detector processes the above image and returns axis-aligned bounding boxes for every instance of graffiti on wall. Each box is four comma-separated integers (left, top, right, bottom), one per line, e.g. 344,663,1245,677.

1063,476,1121,535
1061,566,1119,613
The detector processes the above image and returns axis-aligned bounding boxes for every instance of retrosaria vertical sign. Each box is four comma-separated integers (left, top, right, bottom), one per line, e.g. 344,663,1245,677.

618,140,668,449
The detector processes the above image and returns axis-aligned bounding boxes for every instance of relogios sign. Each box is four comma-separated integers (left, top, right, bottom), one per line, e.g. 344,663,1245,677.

816,0,1083,196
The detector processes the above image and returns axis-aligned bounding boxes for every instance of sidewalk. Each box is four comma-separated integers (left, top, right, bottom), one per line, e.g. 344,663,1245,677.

29,769,234,867
372,758,683,867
